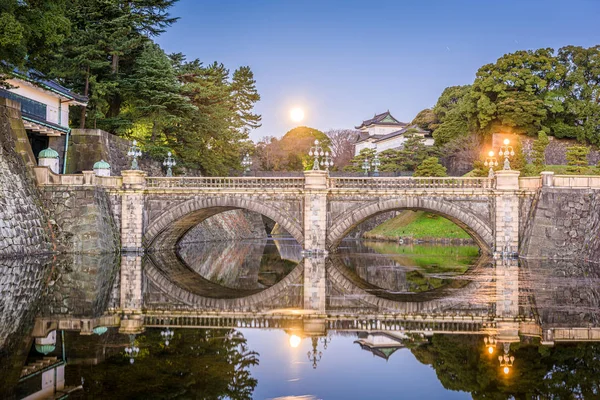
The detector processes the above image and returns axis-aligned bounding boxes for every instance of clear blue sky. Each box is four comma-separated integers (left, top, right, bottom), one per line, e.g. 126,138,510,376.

156,0,600,141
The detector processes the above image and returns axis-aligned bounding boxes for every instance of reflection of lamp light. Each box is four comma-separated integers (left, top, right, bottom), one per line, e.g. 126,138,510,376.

484,336,497,354
124,334,140,364
289,335,301,348
161,327,174,347
307,337,323,369
498,342,515,374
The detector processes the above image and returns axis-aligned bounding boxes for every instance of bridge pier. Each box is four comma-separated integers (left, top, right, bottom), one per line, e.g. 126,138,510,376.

119,254,143,314
494,170,521,256
121,170,146,252
303,170,328,253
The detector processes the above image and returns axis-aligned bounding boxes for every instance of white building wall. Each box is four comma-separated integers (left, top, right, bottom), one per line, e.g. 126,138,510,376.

354,140,376,155
375,136,407,152
6,78,69,127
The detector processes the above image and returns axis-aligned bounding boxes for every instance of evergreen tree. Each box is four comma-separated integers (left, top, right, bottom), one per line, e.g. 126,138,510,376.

566,145,590,173
344,148,376,173
0,1,70,86
414,157,447,177
397,131,429,171
120,42,196,142
532,130,550,168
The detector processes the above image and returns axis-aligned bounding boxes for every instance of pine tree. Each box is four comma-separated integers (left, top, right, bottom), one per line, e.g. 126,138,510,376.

344,148,376,173
566,145,590,174
532,130,550,168
120,42,196,142
414,157,447,177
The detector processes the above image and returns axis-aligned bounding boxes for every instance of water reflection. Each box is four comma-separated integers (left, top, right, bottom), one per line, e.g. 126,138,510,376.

2,240,600,399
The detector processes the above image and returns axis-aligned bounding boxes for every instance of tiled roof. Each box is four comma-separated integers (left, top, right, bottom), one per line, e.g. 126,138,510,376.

355,110,407,129
372,125,430,144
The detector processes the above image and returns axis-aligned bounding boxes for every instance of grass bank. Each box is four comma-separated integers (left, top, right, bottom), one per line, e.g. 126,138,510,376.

363,211,471,242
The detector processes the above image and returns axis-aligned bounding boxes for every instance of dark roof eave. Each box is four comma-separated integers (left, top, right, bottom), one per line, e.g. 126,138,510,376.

11,69,88,104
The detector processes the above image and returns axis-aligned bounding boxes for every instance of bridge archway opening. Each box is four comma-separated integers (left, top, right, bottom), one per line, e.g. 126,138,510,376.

328,199,493,254
144,197,304,251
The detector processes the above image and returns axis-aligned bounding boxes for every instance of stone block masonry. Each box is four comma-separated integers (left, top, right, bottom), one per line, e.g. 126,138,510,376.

520,187,600,261
40,185,120,254
0,99,51,257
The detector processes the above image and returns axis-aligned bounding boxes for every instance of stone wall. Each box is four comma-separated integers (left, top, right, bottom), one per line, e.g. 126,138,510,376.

0,99,51,256
492,133,600,166
521,188,600,261
40,186,120,254
42,253,120,317
66,129,201,176
179,210,267,244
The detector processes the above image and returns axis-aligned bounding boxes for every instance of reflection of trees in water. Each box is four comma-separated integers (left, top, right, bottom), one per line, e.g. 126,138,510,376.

336,242,479,293
412,335,600,398
70,329,259,399
178,240,297,290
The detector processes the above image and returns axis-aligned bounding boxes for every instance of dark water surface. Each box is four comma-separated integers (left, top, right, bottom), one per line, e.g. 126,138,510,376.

1,238,600,399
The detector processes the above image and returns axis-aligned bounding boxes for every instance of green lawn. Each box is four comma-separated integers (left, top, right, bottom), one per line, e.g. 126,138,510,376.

364,211,471,240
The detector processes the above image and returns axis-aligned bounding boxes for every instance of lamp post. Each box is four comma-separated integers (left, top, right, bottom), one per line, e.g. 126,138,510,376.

127,140,142,170
484,150,498,178
308,140,325,170
362,158,370,176
499,139,515,170
161,327,175,347
124,334,140,364
320,151,334,172
241,153,253,176
307,337,323,369
498,342,515,375
371,153,381,177
163,151,176,177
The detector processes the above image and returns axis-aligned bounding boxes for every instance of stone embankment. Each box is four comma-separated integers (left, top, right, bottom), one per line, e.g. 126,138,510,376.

0,99,51,257
520,188,600,262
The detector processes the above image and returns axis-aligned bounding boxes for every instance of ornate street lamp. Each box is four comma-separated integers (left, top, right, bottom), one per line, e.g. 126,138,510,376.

362,158,370,176
499,138,515,170
163,151,176,177
241,153,253,176
320,151,334,172
161,327,175,347
127,140,142,170
371,153,381,177
309,140,325,170
307,337,323,369
124,334,140,364
484,150,499,178
484,335,497,354
321,335,332,350
498,342,515,375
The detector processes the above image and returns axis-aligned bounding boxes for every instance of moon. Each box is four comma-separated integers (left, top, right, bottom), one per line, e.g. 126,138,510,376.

290,107,305,123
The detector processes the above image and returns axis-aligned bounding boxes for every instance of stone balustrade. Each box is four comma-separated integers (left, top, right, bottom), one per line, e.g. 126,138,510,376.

145,176,305,189
329,176,494,190
34,166,122,188
35,168,600,191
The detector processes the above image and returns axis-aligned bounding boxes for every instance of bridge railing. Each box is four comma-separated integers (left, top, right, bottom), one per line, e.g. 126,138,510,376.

145,176,305,189
328,176,494,190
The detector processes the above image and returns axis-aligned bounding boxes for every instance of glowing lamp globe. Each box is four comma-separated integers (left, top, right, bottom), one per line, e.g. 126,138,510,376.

289,335,301,348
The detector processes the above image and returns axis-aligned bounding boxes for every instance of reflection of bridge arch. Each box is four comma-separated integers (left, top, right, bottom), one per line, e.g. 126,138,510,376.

144,196,304,249
328,257,492,313
327,197,493,252
143,253,304,310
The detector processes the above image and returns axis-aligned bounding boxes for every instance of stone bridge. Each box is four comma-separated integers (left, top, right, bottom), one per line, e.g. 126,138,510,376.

34,167,600,257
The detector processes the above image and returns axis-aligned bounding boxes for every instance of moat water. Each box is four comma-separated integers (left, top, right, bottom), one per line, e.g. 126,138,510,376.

1,238,600,399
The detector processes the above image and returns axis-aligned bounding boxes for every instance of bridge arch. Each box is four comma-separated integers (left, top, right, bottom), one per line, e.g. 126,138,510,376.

327,197,493,253
144,253,304,309
328,256,490,312
144,196,304,250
